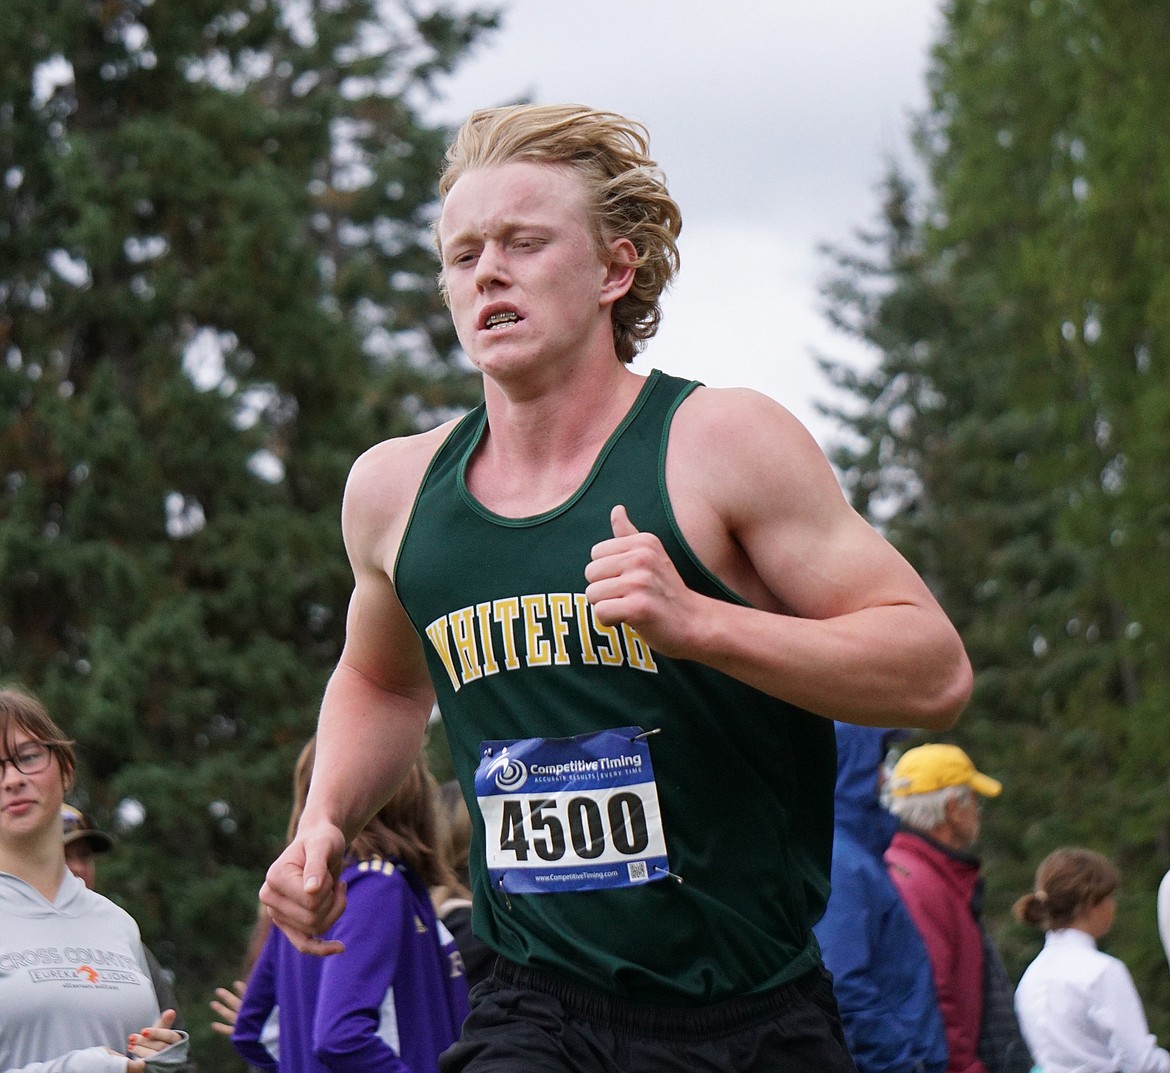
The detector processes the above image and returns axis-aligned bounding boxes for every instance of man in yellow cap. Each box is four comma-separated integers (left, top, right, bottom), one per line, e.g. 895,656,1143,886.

884,744,1030,1073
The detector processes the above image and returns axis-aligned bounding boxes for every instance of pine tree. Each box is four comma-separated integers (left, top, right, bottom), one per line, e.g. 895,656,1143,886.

1,0,495,1059
818,0,1170,1028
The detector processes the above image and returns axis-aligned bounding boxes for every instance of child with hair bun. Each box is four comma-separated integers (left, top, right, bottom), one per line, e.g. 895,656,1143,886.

1013,847,1169,1073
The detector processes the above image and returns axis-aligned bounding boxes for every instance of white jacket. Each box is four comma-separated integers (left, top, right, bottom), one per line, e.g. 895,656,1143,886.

1015,928,1169,1073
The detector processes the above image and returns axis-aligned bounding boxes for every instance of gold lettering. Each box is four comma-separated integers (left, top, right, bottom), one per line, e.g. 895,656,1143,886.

574,594,599,665
476,602,500,676
425,616,462,692
621,623,659,673
591,605,625,667
430,594,659,684
493,597,522,670
522,594,551,666
450,606,482,684
548,593,574,666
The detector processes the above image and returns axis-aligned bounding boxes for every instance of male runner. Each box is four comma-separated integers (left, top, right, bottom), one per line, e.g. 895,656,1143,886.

260,103,973,1072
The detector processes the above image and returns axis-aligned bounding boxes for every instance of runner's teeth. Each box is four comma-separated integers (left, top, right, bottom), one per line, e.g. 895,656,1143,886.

486,311,519,328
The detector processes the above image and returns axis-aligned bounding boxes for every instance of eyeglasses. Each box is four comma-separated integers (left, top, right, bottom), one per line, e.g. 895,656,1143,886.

0,742,55,779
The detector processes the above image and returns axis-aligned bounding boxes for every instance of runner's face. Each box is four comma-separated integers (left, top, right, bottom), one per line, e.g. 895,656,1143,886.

438,161,628,382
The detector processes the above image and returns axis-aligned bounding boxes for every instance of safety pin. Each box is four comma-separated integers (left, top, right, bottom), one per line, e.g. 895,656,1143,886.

653,866,684,884
631,728,662,741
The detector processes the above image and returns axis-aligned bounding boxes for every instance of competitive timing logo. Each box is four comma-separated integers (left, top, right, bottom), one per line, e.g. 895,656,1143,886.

486,750,528,791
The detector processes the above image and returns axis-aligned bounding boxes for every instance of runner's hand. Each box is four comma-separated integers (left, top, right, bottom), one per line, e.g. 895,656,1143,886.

260,823,348,955
586,504,699,658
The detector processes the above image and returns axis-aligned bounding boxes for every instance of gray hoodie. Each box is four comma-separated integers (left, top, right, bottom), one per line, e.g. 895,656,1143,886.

0,868,188,1072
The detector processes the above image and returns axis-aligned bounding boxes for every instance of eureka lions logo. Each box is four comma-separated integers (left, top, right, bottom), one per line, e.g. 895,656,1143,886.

76,965,100,983
487,750,528,792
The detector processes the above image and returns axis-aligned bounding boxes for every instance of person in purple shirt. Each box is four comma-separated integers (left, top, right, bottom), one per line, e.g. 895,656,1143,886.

232,741,470,1072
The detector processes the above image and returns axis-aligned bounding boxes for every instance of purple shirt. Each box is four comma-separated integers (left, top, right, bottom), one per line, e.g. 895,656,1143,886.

233,857,470,1072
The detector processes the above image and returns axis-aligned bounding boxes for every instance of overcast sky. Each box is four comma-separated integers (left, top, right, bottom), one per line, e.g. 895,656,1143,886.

424,1,942,447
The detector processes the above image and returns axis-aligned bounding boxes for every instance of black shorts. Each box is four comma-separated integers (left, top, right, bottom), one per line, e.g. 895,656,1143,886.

440,958,858,1073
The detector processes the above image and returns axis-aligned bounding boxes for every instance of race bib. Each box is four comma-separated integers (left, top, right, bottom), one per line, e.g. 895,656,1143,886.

475,726,671,894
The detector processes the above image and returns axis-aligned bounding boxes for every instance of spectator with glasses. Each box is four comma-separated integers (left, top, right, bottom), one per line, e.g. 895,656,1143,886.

0,685,189,1071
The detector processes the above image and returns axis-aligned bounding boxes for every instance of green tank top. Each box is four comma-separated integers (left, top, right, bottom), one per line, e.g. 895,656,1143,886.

395,370,834,1004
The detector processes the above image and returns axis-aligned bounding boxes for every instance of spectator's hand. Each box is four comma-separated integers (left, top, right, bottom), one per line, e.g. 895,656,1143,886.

127,1008,183,1057
210,979,246,1035
260,822,348,955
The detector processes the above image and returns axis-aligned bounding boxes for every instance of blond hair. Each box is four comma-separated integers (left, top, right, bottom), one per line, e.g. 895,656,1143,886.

437,104,682,363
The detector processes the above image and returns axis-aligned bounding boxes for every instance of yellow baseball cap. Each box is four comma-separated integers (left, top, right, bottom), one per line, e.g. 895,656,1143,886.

888,743,1002,798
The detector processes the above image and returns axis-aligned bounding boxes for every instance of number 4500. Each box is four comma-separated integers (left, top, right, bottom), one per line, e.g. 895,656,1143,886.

498,794,650,862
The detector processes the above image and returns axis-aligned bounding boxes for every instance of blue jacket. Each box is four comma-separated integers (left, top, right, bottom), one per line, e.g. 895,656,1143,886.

813,724,948,1073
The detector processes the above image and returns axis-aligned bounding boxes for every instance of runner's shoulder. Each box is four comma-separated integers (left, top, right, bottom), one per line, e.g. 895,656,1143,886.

669,384,828,487
343,417,464,534
348,419,462,497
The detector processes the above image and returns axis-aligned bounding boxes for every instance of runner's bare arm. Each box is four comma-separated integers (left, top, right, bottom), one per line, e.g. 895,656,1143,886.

260,428,449,954
585,387,971,729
